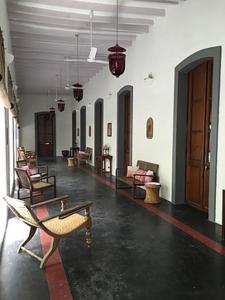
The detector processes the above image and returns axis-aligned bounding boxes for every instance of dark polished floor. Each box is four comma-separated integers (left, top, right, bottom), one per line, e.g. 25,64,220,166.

1,158,225,300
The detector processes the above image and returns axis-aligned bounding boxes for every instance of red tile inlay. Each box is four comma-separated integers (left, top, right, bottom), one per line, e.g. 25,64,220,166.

37,207,73,300
81,167,225,257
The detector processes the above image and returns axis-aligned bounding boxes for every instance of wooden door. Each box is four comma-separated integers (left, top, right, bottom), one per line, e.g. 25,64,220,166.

80,106,86,151
35,112,56,158
72,111,77,147
186,61,212,211
124,93,131,171
94,101,103,159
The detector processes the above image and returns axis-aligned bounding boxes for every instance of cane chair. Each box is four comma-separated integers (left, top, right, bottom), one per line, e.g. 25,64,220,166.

17,147,37,166
15,167,56,204
16,160,48,178
3,195,92,269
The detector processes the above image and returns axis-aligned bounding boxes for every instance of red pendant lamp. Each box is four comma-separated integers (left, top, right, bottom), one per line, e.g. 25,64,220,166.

73,34,83,102
55,74,65,112
108,0,126,77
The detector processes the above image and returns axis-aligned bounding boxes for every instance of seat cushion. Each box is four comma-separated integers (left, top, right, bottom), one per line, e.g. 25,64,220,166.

32,181,52,189
43,213,88,235
135,169,147,182
126,166,139,177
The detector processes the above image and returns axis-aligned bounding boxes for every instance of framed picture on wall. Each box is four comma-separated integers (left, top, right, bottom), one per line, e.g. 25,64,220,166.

77,128,79,136
89,125,91,137
146,117,153,139
107,123,112,137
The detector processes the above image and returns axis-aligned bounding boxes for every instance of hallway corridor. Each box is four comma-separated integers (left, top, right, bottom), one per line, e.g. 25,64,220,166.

1,159,225,300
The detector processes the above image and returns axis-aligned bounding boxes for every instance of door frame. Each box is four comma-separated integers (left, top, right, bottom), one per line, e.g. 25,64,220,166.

172,46,221,222
117,85,133,173
80,106,86,151
35,111,56,159
94,98,104,160
72,110,77,147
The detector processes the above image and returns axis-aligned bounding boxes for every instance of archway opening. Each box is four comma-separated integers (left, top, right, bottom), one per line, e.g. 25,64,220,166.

172,46,221,222
80,106,86,151
117,85,133,176
94,99,104,161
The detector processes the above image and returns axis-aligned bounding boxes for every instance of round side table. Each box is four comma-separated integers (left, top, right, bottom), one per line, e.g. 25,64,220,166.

144,182,161,204
67,157,75,167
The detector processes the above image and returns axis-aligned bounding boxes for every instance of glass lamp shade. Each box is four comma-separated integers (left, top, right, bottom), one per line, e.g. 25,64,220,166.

108,44,126,78
57,99,65,112
73,83,83,102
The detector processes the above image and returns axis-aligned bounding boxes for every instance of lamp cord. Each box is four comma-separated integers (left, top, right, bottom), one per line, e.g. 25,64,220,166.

116,0,118,45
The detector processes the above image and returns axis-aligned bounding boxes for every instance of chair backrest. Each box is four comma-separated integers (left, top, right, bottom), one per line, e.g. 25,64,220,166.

136,160,159,174
16,160,28,168
3,196,39,226
15,167,31,189
85,147,92,161
17,147,26,160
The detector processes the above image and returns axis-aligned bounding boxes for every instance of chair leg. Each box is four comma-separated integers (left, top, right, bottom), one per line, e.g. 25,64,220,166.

40,237,60,269
17,226,37,253
54,184,56,198
17,188,20,199
85,218,92,248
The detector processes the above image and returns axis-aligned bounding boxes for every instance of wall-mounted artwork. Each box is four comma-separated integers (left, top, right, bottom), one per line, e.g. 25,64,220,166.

77,128,79,136
146,117,153,139
89,125,91,137
107,123,112,137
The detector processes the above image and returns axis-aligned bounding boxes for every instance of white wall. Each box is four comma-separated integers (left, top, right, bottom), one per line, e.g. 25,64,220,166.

73,0,225,224
20,94,75,156
20,0,225,224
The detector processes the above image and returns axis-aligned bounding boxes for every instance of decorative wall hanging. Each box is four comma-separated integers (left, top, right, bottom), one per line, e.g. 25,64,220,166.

146,117,153,139
73,34,83,102
89,125,91,137
108,0,126,77
107,123,112,137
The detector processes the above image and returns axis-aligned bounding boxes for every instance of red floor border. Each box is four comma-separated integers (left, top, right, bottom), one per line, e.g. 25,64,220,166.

37,206,73,300
81,167,225,257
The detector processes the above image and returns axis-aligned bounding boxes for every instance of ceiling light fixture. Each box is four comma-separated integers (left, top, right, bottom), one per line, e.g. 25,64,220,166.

108,0,126,77
73,34,83,102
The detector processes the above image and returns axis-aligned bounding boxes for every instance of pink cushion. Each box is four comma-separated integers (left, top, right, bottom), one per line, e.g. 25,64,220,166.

28,168,38,176
20,165,38,176
126,166,139,177
135,169,147,182
145,170,154,183
78,151,87,159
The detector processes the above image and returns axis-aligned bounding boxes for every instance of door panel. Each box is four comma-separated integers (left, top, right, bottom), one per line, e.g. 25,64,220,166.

124,93,131,171
186,61,212,211
35,112,55,158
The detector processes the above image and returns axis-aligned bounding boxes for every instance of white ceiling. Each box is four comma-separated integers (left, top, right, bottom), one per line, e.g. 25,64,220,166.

7,0,184,95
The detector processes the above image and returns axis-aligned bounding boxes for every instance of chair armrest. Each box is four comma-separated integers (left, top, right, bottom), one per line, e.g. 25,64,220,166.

42,175,56,183
39,201,93,223
31,195,69,208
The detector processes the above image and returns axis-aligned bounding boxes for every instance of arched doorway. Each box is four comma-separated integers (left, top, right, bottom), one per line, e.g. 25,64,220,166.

117,85,133,175
72,110,77,147
80,106,86,151
94,99,104,160
172,46,221,222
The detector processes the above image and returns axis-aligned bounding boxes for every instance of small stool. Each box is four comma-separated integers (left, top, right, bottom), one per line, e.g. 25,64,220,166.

67,157,75,167
144,182,161,204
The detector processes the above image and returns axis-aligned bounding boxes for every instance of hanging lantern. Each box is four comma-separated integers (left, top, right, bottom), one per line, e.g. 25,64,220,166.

73,34,84,102
57,99,65,112
73,83,83,102
108,44,126,77
108,0,126,77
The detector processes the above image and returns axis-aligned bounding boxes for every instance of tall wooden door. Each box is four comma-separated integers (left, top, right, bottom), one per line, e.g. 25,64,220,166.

124,93,131,171
186,61,212,211
35,112,56,159
80,106,86,151
94,100,103,159
72,111,77,147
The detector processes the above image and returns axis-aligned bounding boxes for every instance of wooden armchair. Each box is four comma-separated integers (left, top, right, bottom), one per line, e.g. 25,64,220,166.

3,195,92,269
15,167,56,204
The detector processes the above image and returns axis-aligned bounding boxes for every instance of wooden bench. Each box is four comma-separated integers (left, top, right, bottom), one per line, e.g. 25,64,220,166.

76,147,92,165
115,160,159,198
